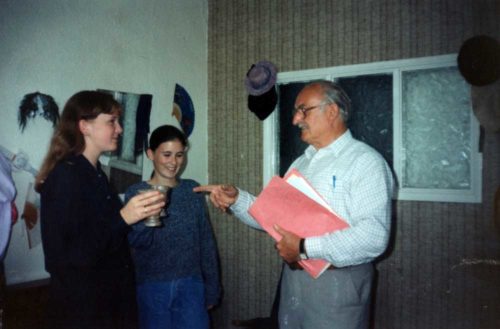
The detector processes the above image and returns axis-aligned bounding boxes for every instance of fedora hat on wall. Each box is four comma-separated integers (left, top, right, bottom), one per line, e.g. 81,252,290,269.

245,61,277,96
245,61,278,120
458,35,500,132
458,35,500,87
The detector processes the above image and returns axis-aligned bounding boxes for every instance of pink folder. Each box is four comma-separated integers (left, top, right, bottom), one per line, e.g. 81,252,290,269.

248,170,349,278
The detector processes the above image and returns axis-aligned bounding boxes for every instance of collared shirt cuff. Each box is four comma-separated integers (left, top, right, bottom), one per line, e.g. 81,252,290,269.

229,189,262,230
304,236,323,260
230,188,253,214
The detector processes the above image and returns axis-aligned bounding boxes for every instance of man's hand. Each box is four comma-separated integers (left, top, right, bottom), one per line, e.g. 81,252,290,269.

274,224,301,263
193,184,239,212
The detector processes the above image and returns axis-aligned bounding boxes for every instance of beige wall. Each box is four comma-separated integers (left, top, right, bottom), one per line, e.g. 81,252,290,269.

208,1,500,328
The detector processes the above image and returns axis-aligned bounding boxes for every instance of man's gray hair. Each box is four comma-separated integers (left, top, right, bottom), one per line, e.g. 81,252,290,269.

311,80,351,122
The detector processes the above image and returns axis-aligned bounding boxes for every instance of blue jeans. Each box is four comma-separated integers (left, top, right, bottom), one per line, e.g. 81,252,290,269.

136,276,209,329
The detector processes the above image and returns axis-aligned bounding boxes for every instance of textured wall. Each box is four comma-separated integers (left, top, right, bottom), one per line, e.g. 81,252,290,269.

208,1,500,328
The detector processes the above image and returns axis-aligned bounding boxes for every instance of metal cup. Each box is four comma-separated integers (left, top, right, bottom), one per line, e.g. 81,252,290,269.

138,185,169,227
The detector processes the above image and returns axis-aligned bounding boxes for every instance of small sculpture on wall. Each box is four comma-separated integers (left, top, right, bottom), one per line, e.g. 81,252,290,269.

18,92,59,132
172,84,195,137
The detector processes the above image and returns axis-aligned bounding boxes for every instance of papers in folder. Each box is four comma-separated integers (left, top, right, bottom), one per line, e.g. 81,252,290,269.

248,169,349,279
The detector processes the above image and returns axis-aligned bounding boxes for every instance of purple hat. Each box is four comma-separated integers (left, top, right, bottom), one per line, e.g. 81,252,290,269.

245,61,278,96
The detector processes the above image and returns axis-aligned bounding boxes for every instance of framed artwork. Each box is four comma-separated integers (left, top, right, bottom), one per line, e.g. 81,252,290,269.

98,89,153,193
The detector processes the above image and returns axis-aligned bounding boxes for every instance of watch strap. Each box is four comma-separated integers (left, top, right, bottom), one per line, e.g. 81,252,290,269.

299,238,308,260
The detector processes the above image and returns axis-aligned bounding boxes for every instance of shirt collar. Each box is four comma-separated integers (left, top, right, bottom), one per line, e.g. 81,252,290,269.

69,154,102,174
304,130,353,159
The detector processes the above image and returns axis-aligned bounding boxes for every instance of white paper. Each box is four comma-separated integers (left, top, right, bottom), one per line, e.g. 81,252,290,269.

285,173,333,212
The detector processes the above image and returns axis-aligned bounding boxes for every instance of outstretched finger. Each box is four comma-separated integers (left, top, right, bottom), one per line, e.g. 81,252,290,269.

193,185,219,193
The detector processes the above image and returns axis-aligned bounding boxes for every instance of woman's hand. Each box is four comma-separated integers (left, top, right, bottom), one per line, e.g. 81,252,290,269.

120,190,166,225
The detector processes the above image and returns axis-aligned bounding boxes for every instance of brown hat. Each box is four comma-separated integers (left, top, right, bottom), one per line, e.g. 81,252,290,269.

458,35,500,86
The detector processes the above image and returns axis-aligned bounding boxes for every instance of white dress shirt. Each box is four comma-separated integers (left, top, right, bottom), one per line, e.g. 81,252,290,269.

231,130,394,267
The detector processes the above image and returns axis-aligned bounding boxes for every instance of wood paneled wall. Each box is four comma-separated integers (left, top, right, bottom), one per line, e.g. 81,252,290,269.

208,1,500,328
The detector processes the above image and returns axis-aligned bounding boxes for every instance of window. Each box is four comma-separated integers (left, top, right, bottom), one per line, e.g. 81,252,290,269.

263,54,482,203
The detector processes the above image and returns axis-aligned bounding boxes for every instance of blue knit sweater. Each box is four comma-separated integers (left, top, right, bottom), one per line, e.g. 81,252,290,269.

125,179,221,306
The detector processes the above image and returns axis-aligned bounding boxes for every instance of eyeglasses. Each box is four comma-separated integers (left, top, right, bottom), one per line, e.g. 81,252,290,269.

293,102,331,118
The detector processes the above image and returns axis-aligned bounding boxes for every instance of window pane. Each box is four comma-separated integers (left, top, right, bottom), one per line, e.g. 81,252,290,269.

278,82,308,176
338,74,393,167
402,67,471,189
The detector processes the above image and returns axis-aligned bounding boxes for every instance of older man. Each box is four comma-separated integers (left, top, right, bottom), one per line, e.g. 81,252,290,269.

195,81,394,329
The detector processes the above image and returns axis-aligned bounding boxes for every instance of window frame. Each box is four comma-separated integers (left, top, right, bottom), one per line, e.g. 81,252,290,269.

263,54,482,203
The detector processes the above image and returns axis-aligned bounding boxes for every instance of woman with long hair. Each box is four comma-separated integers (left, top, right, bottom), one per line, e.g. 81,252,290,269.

36,91,165,329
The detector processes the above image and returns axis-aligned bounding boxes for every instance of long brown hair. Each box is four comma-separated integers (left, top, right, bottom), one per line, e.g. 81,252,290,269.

35,91,121,192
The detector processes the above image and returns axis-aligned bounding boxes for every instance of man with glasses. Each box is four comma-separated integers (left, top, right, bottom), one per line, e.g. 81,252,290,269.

195,81,394,329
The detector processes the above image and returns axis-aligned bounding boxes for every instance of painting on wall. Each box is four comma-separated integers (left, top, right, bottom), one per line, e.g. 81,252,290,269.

98,89,153,193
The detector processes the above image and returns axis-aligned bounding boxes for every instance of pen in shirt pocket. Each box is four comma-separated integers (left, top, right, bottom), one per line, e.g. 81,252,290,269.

332,175,336,189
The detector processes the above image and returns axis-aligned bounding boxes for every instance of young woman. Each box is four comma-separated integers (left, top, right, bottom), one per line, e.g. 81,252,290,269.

125,125,221,329
36,91,165,329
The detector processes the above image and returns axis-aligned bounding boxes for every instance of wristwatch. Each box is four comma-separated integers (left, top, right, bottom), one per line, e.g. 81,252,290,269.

299,238,308,260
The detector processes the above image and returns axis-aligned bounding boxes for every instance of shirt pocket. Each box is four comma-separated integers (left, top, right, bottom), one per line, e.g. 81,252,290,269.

329,175,344,198
327,176,349,217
